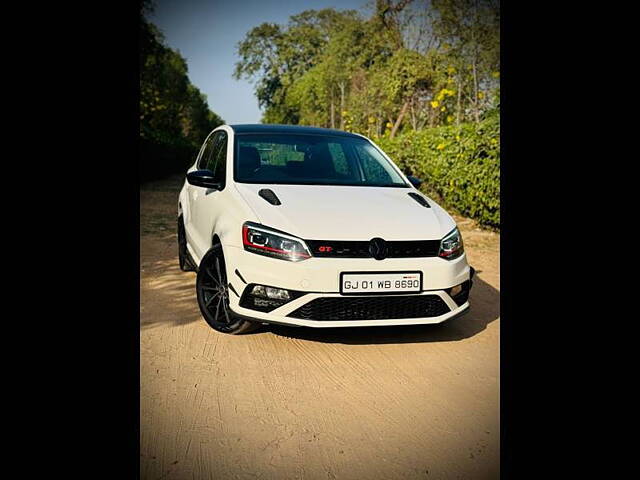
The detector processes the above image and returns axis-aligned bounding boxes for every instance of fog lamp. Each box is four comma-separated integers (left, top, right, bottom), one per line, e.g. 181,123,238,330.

265,287,290,300
251,285,291,300
242,284,301,313
251,285,267,297
450,284,463,298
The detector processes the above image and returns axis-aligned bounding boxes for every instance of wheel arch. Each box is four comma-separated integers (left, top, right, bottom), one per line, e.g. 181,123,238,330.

212,233,222,248
209,229,235,284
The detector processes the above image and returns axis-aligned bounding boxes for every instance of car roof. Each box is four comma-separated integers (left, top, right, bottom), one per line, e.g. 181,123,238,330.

228,124,362,139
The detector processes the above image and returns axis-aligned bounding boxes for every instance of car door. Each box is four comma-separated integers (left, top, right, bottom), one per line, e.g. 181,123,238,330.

190,130,228,260
184,131,218,257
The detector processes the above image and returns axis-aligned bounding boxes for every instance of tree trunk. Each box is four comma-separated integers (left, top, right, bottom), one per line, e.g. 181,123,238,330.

409,97,417,130
472,59,479,123
472,0,480,123
339,82,345,130
429,94,435,128
456,75,462,126
390,100,409,138
330,96,335,129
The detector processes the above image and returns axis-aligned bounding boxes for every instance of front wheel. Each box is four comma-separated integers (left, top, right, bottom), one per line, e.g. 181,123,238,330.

196,245,260,334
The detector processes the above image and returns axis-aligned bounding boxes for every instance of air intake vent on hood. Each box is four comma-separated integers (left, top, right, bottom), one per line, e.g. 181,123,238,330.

258,188,281,205
408,192,430,208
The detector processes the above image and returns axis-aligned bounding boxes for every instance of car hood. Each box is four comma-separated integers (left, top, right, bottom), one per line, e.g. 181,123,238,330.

234,183,456,241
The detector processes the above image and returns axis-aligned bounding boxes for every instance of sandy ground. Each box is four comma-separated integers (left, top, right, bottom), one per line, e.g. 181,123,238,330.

140,176,500,480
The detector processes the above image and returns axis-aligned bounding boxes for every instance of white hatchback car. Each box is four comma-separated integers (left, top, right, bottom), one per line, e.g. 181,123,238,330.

178,124,474,334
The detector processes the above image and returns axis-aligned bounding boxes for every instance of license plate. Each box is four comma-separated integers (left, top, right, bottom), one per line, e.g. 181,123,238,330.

340,271,422,294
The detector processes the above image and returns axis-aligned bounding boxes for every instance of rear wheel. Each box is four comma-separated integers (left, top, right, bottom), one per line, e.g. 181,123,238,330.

196,245,260,334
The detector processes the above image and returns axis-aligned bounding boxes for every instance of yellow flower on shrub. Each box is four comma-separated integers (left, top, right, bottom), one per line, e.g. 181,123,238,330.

436,143,445,150
368,117,376,124
430,100,439,108
436,89,455,102
441,106,446,112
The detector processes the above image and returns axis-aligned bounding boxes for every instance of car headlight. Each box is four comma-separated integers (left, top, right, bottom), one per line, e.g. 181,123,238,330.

438,227,464,260
242,222,311,261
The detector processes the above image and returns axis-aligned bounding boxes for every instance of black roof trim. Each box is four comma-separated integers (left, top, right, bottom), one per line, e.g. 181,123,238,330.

229,124,362,138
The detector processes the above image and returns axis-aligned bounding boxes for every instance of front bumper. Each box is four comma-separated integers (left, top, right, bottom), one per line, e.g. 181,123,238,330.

224,245,473,328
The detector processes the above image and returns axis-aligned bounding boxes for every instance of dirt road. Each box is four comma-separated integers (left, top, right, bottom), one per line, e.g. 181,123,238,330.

140,176,500,479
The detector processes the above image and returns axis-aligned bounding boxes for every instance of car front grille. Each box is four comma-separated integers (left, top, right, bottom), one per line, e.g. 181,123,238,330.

287,294,450,321
305,240,440,258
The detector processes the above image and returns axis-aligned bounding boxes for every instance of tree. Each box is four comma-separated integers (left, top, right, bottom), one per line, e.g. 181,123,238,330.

140,1,224,178
234,1,499,133
234,9,359,124
432,0,500,123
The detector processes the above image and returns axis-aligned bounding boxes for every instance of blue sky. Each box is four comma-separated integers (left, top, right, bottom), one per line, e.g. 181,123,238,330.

150,0,372,124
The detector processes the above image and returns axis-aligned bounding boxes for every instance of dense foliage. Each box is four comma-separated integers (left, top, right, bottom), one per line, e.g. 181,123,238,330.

235,0,499,136
140,1,223,180
377,114,500,228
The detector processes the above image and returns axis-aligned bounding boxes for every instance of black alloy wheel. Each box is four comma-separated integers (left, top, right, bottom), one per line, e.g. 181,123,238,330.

196,245,259,334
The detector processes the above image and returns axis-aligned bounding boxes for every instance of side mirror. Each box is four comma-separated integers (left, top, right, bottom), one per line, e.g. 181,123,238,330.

407,175,423,188
187,170,220,189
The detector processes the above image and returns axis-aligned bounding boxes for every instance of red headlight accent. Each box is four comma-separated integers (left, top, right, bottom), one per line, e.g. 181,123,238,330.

242,225,311,259
438,247,461,258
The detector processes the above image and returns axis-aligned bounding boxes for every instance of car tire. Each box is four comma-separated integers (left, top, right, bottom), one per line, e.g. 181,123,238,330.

196,245,260,334
178,215,196,272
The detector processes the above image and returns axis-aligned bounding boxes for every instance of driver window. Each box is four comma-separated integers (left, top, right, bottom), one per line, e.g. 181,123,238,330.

209,132,227,188
197,132,218,170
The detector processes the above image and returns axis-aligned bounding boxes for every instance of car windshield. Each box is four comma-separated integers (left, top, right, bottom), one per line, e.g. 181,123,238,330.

234,133,408,187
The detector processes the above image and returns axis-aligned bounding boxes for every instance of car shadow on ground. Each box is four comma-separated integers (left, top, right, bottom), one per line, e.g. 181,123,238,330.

260,275,499,344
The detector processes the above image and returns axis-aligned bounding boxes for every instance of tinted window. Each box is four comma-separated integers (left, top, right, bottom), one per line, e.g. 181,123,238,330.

234,134,407,187
353,143,398,185
210,131,227,187
197,132,217,170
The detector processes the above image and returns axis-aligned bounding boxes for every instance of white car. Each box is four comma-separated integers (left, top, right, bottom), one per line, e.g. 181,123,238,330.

178,124,474,334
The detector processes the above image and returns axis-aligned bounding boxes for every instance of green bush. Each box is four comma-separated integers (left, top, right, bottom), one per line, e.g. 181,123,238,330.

376,117,500,229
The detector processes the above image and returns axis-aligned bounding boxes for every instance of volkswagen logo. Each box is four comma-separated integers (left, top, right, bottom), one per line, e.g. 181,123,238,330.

369,237,388,260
